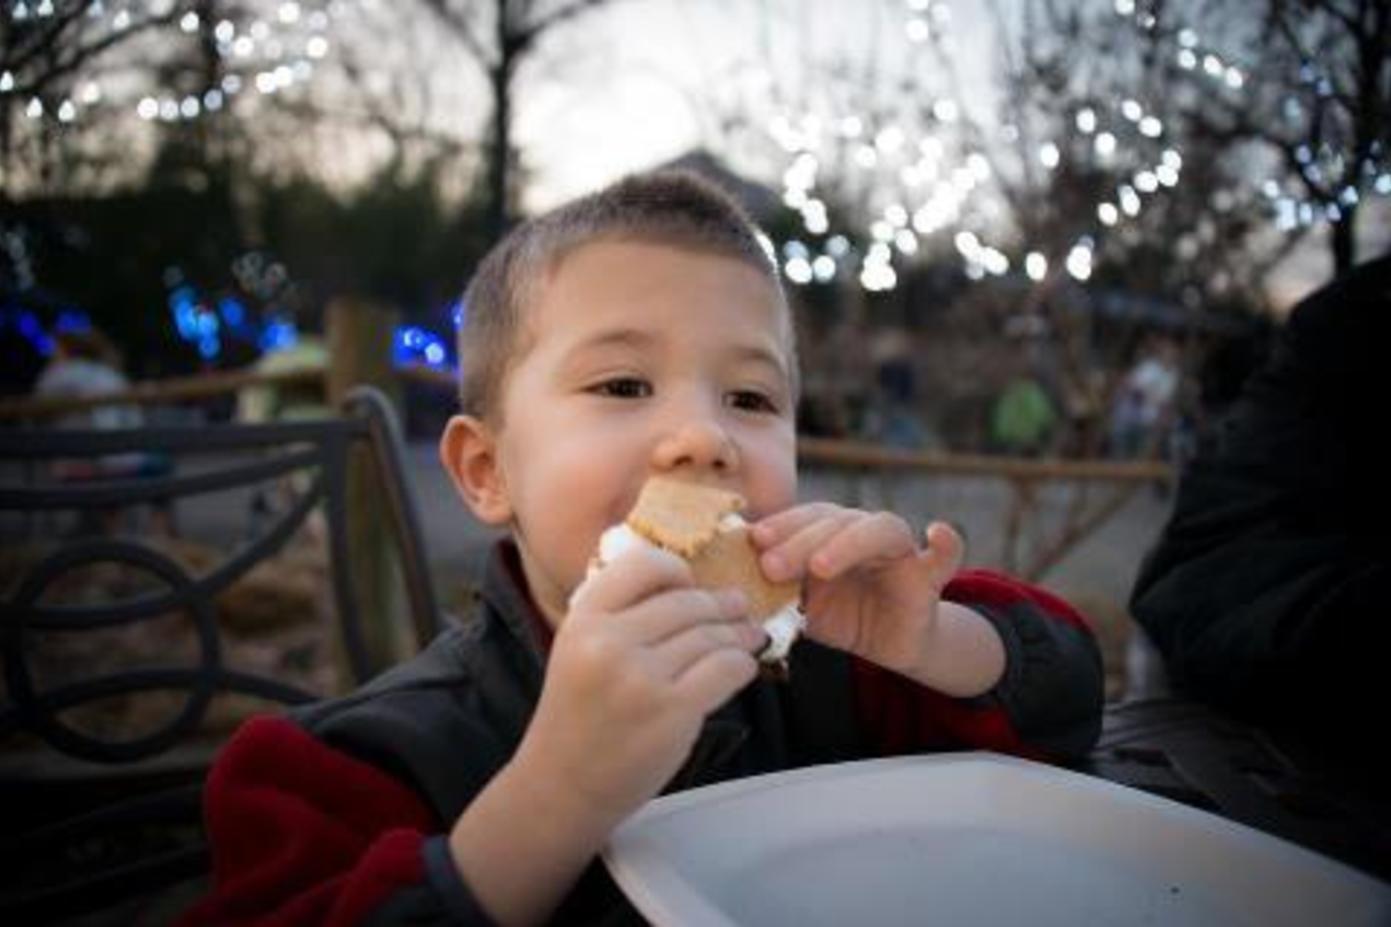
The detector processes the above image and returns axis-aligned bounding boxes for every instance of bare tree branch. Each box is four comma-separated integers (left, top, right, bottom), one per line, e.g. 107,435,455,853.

4,9,182,99
419,0,494,66
519,0,612,50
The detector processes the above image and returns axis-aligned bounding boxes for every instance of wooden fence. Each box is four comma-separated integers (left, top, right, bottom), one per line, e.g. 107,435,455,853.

2,321,1171,584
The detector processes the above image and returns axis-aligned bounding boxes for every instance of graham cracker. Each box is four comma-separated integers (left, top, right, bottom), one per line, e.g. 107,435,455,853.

689,523,801,620
624,476,799,621
626,476,744,558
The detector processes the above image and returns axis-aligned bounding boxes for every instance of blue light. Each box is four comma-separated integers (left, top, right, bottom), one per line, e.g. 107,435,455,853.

168,285,197,313
54,309,92,333
175,305,198,339
392,326,416,366
218,296,247,328
198,335,221,359
169,285,202,341
450,298,466,330
6,308,55,356
393,324,453,369
259,318,298,352
17,311,41,338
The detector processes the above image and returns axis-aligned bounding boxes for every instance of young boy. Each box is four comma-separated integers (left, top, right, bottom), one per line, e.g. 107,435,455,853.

184,171,1103,926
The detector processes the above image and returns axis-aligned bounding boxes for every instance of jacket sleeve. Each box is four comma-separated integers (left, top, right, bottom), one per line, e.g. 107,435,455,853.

852,569,1104,762
179,716,497,927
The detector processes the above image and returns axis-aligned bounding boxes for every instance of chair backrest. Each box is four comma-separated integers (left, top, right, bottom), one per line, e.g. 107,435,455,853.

0,386,441,922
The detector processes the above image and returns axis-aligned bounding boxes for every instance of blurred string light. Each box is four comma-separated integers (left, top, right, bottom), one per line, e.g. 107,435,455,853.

0,301,90,358
392,299,461,373
770,0,1387,293
52,307,94,333
163,251,304,361
1112,0,1390,234
0,305,57,356
769,0,1189,290
0,1,348,129
167,282,227,360
1008,39,1190,282
768,0,1017,292
968,0,1207,281
393,325,451,370
2,222,88,357
15,237,454,371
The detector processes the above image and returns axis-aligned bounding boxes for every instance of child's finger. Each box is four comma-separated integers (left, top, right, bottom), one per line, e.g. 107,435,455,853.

759,509,860,582
803,511,917,580
921,520,965,583
571,544,693,614
620,586,749,646
673,647,760,715
650,618,766,679
749,502,845,548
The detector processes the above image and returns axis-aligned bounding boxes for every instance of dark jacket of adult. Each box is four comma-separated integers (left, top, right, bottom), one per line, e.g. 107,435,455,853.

1131,256,1390,768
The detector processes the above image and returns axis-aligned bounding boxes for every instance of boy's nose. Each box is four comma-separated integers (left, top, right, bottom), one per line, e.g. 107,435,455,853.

651,420,739,475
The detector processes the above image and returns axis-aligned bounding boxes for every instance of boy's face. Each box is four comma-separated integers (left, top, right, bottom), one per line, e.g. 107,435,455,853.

444,239,798,626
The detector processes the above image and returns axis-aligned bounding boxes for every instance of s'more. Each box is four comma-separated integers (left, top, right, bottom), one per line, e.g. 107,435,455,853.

585,476,806,672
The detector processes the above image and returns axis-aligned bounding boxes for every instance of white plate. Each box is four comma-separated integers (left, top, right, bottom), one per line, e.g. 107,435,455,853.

603,752,1391,927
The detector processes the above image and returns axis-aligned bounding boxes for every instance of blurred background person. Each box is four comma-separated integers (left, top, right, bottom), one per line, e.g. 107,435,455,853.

863,326,933,449
990,355,1059,457
234,334,330,541
1108,336,1181,459
32,323,174,535
234,334,330,426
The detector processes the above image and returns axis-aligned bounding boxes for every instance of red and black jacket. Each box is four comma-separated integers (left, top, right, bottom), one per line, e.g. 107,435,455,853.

182,540,1102,925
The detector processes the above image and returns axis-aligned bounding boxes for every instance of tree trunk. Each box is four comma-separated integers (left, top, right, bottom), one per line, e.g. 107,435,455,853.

486,38,516,244
1330,206,1356,275
486,67,507,242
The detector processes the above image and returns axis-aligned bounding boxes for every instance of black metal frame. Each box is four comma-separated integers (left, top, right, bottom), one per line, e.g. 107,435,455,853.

0,386,442,921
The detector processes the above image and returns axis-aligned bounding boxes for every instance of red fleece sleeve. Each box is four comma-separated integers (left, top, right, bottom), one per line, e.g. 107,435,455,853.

178,716,438,926
852,569,1093,761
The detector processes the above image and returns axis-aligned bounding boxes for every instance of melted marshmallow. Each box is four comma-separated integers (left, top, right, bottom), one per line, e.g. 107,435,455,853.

759,604,807,662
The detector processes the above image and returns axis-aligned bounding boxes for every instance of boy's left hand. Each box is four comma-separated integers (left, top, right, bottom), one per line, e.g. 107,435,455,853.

750,505,964,678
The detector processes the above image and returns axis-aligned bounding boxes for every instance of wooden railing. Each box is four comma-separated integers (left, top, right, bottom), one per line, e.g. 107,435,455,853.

796,437,1169,581
2,361,1170,582
0,363,452,422
797,437,1169,482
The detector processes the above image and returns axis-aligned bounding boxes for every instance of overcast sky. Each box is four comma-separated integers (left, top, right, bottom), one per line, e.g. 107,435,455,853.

514,0,1001,211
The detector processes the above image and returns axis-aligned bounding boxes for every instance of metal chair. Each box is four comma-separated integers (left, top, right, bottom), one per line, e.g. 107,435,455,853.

0,386,442,923
1083,698,1391,882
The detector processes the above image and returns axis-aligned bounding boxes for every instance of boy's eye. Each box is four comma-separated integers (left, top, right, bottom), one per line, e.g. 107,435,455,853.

728,390,779,414
592,377,652,399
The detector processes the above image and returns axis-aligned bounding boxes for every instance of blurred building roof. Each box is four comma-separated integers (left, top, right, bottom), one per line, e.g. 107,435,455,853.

655,149,782,221
1081,286,1259,337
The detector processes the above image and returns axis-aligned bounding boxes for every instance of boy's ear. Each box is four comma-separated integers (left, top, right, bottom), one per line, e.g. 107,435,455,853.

439,414,512,526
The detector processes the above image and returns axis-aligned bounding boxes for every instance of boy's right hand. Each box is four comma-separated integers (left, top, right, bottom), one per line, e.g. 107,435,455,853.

511,545,765,825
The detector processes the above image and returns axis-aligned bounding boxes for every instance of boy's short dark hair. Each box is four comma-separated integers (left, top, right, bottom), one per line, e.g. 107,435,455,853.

456,169,791,421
